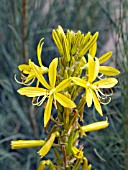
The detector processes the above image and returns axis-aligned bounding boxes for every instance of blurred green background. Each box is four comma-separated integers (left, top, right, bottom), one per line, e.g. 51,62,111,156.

0,0,127,169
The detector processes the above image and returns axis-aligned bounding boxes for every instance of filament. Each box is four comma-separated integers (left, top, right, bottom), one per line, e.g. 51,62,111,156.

100,97,111,105
95,90,112,105
97,74,104,79
32,95,47,106
98,89,113,97
14,74,35,86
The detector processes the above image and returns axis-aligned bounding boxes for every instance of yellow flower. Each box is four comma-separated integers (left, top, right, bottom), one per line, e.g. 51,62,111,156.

11,140,45,149
37,160,56,170
52,25,99,61
71,146,84,159
15,38,48,84
18,58,76,127
38,132,59,158
71,54,118,116
81,119,109,132
88,43,120,76
82,157,92,170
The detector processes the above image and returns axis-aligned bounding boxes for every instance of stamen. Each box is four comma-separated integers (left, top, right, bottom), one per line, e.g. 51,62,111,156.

53,94,57,109
32,95,48,106
98,89,113,97
100,97,111,105
97,74,104,79
14,74,35,86
95,90,103,100
21,73,27,78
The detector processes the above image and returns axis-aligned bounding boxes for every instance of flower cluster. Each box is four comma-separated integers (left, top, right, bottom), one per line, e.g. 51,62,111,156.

11,25,120,170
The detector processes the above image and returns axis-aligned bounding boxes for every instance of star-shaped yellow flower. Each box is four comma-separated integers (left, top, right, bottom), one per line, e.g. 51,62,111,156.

88,42,120,76
18,58,76,127
71,54,118,116
17,38,48,84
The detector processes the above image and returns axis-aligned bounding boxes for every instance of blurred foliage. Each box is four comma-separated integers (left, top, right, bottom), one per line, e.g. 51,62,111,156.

0,0,127,169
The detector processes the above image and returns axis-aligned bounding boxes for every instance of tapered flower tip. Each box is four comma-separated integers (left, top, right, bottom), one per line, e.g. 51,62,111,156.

18,64,30,73
37,38,44,67
99,51,113,64
37,132,59,158
11,140,45,149
49,58,58,88
71,147,83,159
81,119,109,132
94,32,99,40
93,78,118,88
99,66,120,76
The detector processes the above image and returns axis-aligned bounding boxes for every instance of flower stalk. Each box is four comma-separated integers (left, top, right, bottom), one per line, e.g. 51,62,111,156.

11,25,120,169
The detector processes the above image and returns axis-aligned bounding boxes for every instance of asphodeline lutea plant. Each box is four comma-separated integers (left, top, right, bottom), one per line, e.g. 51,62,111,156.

11,25,120,170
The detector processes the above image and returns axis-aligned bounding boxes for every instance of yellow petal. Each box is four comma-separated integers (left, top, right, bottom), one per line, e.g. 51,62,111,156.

11,140,45,149
78,32,99,58
37,161,46,170
55,78,71,92
49,58,58,88
99,51,113,64
55,93,76,108
99,66,120,76
37,132,57,158
88,54,99,83
71,77,87,88
63,36,71,62
52,29,64,56
89,41,97,58
93,78,118,88
24,72,35,83
86,88,93,107
37,38,44,67
18,64,31,74
91,90,103,116
17,87,47,97
40,66,49,74
82,157,92,170
71,147,83,159
44,95,54,127
30,61,51,89
81,120,109,132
